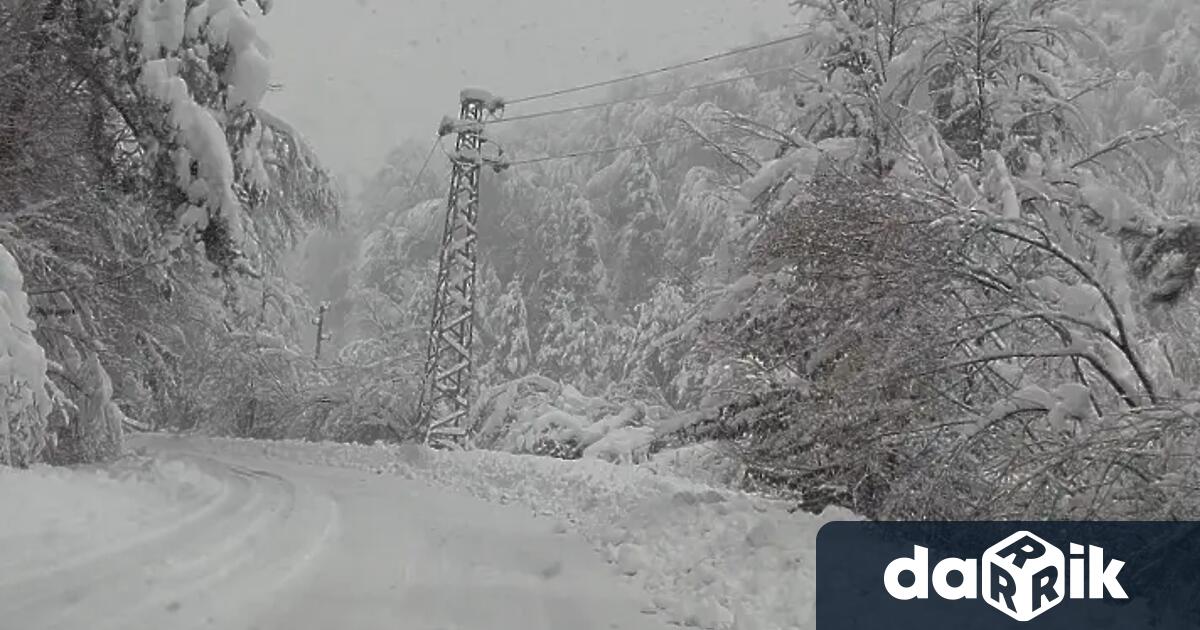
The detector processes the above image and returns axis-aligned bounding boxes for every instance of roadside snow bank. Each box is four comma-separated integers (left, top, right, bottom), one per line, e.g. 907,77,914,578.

184,435,861,630
0,456,223,576
418,448,861,630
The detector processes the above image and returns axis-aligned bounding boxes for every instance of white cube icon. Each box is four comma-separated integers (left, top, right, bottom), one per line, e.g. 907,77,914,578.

981,531,1065,621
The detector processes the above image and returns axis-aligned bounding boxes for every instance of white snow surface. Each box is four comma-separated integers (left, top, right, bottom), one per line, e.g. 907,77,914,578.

179,435,860,629
0,456,224,579
0,434,859,629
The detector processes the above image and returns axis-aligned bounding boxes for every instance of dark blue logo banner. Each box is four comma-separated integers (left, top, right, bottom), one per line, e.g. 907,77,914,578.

816,521,1200,629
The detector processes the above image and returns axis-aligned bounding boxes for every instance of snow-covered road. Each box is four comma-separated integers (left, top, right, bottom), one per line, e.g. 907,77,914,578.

0,435,672,630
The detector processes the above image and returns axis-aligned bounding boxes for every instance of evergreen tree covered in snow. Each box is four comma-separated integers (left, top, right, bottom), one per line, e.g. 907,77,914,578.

537,191,607,307
487,278,533,382
611,149,669,306
536,290,605,388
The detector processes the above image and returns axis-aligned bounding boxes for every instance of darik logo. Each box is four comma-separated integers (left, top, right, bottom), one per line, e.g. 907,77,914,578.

883,530,1129,622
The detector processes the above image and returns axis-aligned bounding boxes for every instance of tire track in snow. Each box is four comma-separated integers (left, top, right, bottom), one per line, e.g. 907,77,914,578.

5,436,678,630
0,455,339,630
0,455,236,586
0,459,270,626
102,464,341,630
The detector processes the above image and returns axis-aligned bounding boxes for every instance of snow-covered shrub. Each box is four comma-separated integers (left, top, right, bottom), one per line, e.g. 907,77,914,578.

470,374,563,448
161,298,317,440
296,346,425,445
636,0,1200,521
469,376,661,461
582,425,655,464
0,244,51,466
703,159,1200,518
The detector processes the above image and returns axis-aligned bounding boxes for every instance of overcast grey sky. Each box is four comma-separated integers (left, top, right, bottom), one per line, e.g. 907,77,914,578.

256,0,794,189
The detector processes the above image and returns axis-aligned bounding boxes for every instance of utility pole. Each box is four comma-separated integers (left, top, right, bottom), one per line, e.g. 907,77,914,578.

312,301,331,360
416,88,506,448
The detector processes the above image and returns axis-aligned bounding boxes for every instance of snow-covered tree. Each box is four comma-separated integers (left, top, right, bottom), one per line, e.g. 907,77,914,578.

486,278,533,382
536,191,607,303
1,0,337,462
536,290,604,388
78,0,277,270
612,281,695,406
611,149,669,305
694,0,1200,519
0,244,53,466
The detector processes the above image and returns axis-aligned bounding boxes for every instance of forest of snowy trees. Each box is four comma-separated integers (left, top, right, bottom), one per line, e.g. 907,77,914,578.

0,0,339,464
3,0,1200,521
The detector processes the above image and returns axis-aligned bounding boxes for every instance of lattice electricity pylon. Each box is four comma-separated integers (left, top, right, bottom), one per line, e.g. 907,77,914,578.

416,88,507,449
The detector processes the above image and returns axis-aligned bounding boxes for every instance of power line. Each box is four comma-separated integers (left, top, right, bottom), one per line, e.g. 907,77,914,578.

505,137,678,167
505,32,807,106
399,137,441,202
489,63,806,126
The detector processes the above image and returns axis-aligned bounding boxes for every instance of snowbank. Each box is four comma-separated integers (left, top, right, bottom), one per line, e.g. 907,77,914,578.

184,435,862,629
418,448,861,630
0,456,223,577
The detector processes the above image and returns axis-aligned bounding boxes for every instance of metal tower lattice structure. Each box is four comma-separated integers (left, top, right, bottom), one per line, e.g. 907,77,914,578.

416,88,506,448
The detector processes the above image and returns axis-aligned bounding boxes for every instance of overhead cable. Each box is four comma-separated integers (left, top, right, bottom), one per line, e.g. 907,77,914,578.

504,31,807,106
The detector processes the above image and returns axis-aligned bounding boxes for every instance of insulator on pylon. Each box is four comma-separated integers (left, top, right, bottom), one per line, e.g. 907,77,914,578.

458,87,505,114
439,116,485,138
